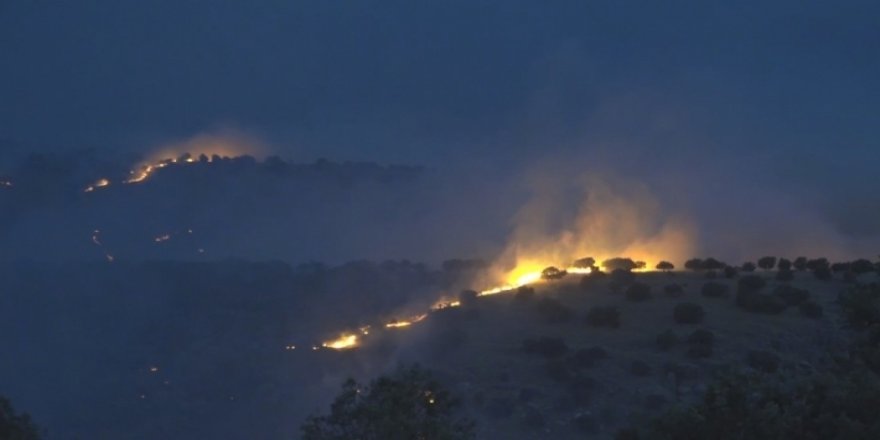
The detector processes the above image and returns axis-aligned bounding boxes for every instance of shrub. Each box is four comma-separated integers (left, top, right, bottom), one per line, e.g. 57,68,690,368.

831,262,851,274
625,282,652,301
534,297,575,323
656,330,679,351
579,271,607,290
611,268,636,284
757,256,777,270
585,306,621,328
799,301,823,318
687,329,715,346
737,291,786,314
631,360,652,377
687,344,713,359
774,285,810,306
701,282,730,298
723,266,738,279
775,269,794,282
741,262,757,272
569,347,609,369
813,265,832,281
746,350,780,373
851,259,876,275
523,337,569,358
674,303,705,324
806,257,830,271
737,275,766,294
664,283,684,297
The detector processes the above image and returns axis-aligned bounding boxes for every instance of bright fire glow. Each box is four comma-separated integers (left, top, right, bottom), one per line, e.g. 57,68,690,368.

385,314,427,329
84,178,110,193
322,334,358,350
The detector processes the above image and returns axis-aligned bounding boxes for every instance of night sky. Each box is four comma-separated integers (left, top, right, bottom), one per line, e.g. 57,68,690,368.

2,1,877,165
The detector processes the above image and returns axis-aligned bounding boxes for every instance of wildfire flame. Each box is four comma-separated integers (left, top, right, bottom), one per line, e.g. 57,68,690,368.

84,178,110,193
321,334,359,350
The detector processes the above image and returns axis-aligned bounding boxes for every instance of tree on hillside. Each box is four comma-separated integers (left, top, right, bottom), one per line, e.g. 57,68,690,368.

757,256,777,271
572,257,596,269
793,257,808,271
301,365,475,440
684,258,704,271
777,258,792,271
602,258,638,271
0,395,41,440
656,261,675,272
702,258,726,271
741,262,757,272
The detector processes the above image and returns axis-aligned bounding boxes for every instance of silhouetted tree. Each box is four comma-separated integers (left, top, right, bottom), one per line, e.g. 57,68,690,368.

757,256,777,271
602,258,638,271
656,261,675,272
541,266,567,280
723,266,738,279
0,395,41,440
703,258,725,271
806,258,829,272
572,257,596,269
851,259,875,275
793,257,808,271
684,258,704,271
741,262,757,272
777,258,792,271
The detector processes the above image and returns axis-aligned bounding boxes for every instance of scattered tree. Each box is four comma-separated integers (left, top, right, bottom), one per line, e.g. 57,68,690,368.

586,306,620,328
684,258,704,271
0,396,41,440
572,257,596,269
741,262,757,272
757,256,777,271
793,257,808,271
777,258,792,271
540,266,567,280
656,261,675,273
602,258,639,271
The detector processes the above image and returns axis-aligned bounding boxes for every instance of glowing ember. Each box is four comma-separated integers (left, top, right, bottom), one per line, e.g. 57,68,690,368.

84,178,110,193
385,314,427,329
322,334,358,350
149,366,159,373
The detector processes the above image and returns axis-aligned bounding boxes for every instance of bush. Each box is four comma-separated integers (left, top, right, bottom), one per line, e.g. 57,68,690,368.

640,369,880,440
813,265,832,281
523,337,569,358
674,303,705,324
664,283,684,298
656,330,679,351
737,291,787,314
806,257,830,271
799,301,823,318
631,360,652,377
774,285,810,306
687,329,715,346
737,275,766,294
701,282,730,298
611,268,636,284
586,306,620,328
723,266,738,279
793,257,807,271
775,269,794,282
746,350,780,373
741,262,757,272
625,282,653,301
569,347,609,369
534,297,575,323
851,259,876,275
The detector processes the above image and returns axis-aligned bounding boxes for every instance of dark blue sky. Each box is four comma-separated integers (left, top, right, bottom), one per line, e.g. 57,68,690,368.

1,0,878,166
